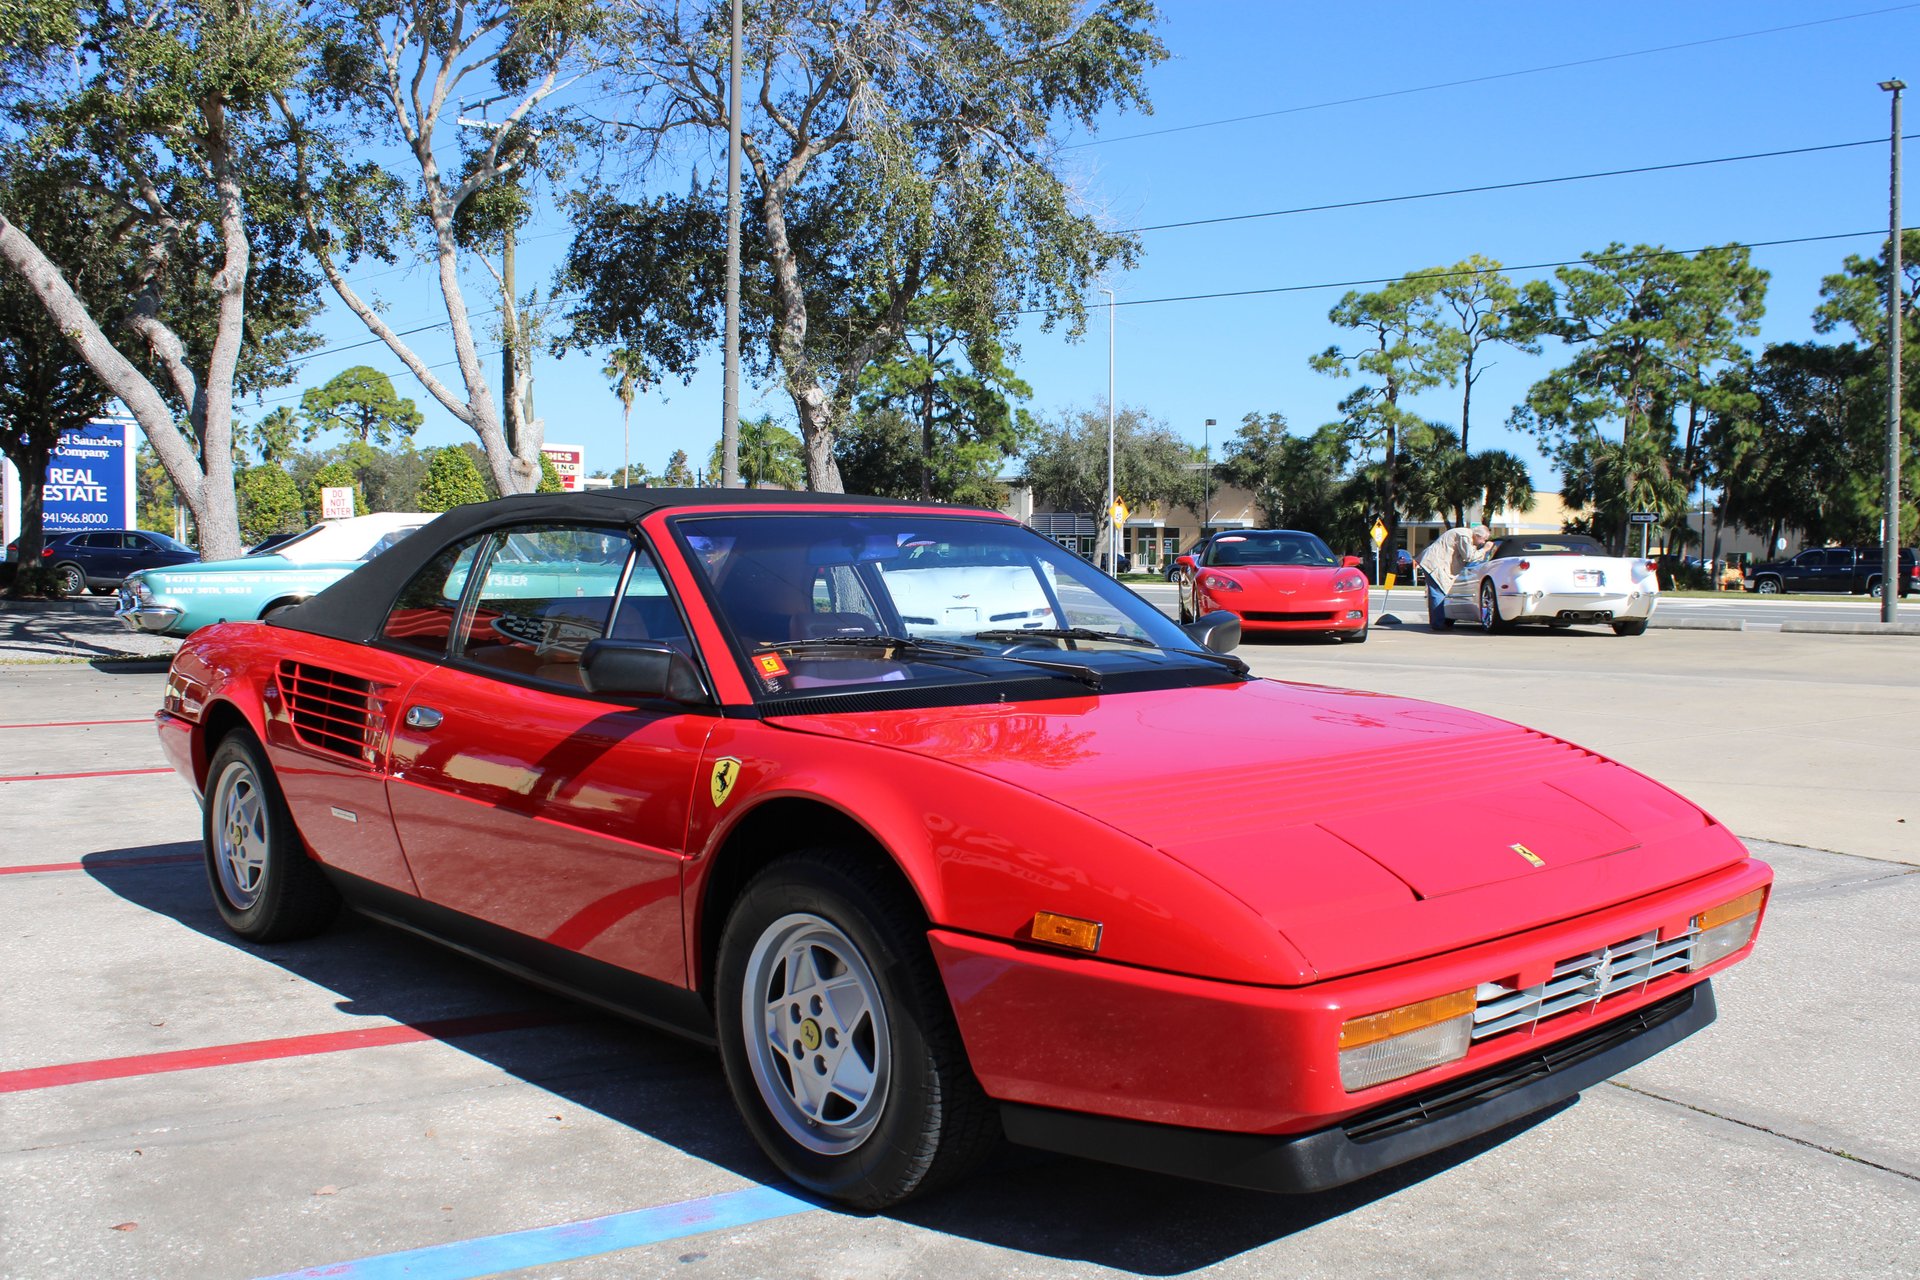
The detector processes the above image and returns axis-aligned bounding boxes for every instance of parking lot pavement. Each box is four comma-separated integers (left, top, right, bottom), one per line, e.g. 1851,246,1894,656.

1,597,180,663
4,660,1916,1279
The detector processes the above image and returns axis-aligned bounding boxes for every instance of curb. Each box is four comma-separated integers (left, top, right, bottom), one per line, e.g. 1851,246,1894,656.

1648,616,1744,631
1780,620,1920,636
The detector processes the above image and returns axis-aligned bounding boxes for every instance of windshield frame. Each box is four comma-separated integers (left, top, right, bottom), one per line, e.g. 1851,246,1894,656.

1203,530,1339,569
669,511,1239,711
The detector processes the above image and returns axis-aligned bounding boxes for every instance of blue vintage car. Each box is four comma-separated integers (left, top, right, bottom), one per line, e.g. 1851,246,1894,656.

116,514,431,637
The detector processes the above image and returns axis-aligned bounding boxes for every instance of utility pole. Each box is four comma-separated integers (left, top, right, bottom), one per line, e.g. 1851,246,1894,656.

1202,417,1216,532
1102,288,1116,575
1880,79,1906,622
721,0,744,488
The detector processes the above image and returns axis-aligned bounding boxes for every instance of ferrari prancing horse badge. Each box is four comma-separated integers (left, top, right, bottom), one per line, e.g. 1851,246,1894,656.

710,757,743,807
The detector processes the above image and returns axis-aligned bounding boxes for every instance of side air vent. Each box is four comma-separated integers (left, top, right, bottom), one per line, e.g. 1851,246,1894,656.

277,661,381,766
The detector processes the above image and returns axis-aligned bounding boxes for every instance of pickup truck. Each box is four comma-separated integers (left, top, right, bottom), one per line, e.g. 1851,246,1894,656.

1745,545,1917,598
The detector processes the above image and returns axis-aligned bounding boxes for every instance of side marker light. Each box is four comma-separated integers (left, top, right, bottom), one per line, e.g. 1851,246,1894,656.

1030,911,1102,953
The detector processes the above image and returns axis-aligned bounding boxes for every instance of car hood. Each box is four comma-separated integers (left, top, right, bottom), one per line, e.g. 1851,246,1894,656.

138,554,356,581
1204,565,1345,591
775,679,1746,979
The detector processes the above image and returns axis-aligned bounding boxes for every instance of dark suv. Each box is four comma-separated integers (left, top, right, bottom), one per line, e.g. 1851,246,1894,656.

6,530,199,595
1745,546,1917,598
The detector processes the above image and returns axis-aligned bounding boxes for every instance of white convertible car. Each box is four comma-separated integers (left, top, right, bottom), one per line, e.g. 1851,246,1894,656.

1442,534,1660,636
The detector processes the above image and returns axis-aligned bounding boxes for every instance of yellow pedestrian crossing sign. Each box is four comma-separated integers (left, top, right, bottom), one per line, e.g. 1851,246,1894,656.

1370,519,1388,549
1111,499,1129,523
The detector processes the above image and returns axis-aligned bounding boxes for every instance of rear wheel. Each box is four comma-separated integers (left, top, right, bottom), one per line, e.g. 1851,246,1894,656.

1867,577,1883,600
715,851,996,1209
1612,619,1649,636
203,733,340,942
1478,581,1511,633
53,562,86,596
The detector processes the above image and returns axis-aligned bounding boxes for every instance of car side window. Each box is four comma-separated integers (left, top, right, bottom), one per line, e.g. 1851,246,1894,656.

458,526,633,689
607,546,693,649
381,536,489,659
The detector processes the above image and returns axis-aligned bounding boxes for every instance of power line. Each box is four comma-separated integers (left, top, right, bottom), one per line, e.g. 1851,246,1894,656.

1010,228,1911,316
1127,135,1920,234
1067,3,1920,150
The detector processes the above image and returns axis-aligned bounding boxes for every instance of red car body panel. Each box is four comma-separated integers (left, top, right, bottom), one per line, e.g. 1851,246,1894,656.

154,493,1771,1191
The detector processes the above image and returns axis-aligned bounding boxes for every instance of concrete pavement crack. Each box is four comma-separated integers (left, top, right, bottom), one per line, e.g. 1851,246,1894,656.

1608,1080,1919,1183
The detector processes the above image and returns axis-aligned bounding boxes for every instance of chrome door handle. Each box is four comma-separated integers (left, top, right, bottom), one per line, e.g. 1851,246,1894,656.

405,706,443,730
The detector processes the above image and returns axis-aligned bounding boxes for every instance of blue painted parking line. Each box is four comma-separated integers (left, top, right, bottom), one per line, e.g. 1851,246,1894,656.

258,1184,818,1280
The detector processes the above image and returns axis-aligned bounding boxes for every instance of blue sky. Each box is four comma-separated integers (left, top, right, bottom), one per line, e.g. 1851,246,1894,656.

262,0,1918,491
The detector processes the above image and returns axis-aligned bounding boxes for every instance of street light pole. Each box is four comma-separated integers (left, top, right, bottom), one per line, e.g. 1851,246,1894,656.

1103,287,1116,575
1202,417,1215,532
721,0,744,488
1880,78,1905,623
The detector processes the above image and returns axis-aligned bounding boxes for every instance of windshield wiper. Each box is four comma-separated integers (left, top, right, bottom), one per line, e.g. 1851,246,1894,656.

977,627,1249,676
756,634,1103,689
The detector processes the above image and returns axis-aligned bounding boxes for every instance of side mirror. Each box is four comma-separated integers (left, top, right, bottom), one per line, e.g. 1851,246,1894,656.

580,639,710,704
1175,555,1196,570
1341,555,1362,568
1181,609,1241,655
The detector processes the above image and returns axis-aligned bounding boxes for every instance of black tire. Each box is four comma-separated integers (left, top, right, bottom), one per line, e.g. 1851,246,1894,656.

91,585,117,596
260,597,307,620
202,732,340,942
1178,597,1194,625
1343,625,1369,643
1754,576,1781,595
715,850,997,1209
1612,619,1649,636
1478,581,1511,634
53,562,86,596
1867,578,1883,600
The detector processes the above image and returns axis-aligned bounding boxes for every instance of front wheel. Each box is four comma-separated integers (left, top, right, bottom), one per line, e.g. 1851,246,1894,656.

203,733,340,942
715,852,997,1209
1342,626,1369,643
1754,577,1781,595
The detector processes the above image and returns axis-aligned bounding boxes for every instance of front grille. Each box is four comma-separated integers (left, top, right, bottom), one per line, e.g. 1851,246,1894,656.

1244,610,1335,622
278,661,382,766
1472,928,1696,1041
1344,986,1699,1143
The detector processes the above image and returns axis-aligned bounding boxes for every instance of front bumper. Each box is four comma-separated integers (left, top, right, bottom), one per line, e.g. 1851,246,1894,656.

1001,982,1712,1192
1209,597,1368,632
115,588,183,633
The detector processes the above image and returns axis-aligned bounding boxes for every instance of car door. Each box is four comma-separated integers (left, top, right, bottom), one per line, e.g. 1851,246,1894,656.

1783,550,1825,592
383,524,713,986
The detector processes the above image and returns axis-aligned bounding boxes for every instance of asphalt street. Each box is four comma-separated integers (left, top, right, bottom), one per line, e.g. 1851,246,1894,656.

2,622,1915,1279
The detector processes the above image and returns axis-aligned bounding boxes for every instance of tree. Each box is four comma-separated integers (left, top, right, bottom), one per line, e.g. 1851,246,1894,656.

710,415,805,490
1465,450,1538,525
304,460,367,522
660,449,696,487
1512,244,1766,551
1021,404,1201,559
245,405,301,463
0,169,112,592
567,0,1164,490
283,0,603,496
1215,413,1354,535
537,451,563,493
0,0,322,561
300,365,423,446
1418,257,1538,456
836,404,1012,508
235,463,303,542
852,286,1030,500
419,445,491,512
603,347,648,488
1310,273,1451,533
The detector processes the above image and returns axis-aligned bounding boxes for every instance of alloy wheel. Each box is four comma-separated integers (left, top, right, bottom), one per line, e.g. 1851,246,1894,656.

211,761,269,910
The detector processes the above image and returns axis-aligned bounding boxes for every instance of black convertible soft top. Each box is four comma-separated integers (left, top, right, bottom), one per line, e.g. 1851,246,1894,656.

270,487,992,644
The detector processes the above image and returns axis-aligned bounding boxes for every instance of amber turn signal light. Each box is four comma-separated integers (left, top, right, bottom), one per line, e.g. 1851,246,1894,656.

1338,989,1476,1050
1694,888,1763,933
1030,911,1102,953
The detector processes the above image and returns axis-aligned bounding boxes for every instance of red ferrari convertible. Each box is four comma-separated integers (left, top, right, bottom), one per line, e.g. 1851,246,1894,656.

156,490,1769,1208
1176,529,1371,641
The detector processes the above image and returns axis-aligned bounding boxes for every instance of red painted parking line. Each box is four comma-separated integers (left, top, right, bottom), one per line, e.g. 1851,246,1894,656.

0,852,201,877
0,1010,574,1094
0,718,153,729
0,767,172,783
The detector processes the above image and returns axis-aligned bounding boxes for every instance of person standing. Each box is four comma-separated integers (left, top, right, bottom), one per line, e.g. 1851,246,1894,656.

1418,524,1490,629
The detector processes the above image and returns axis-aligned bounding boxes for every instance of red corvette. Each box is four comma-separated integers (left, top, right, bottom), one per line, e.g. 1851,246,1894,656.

156,490,1769,1208
1176,529,1371,641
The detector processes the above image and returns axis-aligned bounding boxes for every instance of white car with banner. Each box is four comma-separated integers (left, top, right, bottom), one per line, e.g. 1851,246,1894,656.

1442,533,1660,636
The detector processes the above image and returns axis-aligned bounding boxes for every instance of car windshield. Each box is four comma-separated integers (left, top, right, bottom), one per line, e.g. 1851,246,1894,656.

1489,535,1609,559
145,531,192,552
679,513,1240,706
1205,531,1338,567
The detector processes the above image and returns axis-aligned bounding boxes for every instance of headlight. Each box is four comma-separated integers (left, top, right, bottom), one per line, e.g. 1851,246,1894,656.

1200,573,1242,592
1690,888,1764,970
1332,571,1367,592
1338,989,1475,1091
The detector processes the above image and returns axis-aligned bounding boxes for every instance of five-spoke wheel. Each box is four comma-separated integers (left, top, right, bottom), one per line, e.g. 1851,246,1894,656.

202,733,339,941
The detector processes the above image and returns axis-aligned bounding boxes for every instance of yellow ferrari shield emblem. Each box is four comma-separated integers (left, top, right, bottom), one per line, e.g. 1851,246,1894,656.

709,757,742,808
1510,842,1545,868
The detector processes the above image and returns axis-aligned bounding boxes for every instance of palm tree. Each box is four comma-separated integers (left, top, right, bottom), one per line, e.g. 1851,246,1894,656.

1468,450,1537,526
602,348,648,486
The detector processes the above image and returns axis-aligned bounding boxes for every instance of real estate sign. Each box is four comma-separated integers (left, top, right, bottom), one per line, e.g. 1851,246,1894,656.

2,418,138,546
